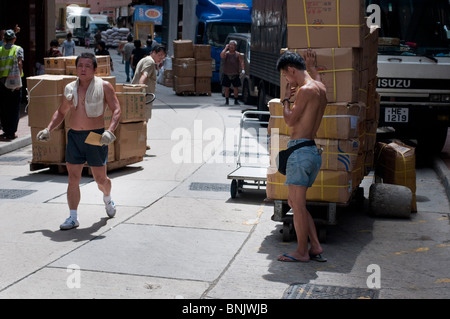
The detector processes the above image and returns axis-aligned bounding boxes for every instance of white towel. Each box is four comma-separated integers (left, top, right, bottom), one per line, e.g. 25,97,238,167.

64,76,105,118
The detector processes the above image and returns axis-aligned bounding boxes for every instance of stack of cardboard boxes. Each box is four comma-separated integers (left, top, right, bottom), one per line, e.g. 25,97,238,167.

267,0,380,203
172,40,212,95
44,55,112,77
27,72,147,171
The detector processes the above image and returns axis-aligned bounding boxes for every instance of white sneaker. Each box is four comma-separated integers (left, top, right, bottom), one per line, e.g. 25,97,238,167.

105,200,116,218
60,216,79,230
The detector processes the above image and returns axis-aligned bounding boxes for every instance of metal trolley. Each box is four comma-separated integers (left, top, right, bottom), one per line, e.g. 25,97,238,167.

227,110,271,198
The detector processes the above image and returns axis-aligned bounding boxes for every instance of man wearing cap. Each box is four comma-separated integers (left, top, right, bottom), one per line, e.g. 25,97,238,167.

0,29,24,140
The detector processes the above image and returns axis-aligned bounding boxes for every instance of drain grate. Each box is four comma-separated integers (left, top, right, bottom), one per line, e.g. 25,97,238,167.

0,189,37,199
283,284,378,299
189,182,229,192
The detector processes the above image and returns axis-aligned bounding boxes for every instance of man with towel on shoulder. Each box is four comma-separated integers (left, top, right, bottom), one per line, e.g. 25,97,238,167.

37,52,121,230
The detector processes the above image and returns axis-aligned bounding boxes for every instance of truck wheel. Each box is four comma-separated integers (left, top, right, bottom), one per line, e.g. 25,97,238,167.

243,81,255,105
257,85,269,122
418,125,448,154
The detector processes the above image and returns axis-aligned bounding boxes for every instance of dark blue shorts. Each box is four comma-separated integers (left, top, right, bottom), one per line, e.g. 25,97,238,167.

66,128,108,167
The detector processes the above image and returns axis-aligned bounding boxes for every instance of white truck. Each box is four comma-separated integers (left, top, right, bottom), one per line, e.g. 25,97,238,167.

66,5,109,46
371,0,450,153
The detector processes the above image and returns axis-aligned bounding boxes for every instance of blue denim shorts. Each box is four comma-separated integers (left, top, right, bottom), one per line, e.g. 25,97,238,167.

66,128,108,167
285,139,322,187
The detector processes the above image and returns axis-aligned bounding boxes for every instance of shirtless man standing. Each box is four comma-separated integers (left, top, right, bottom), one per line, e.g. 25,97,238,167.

37,53,121,230
276,50,328,262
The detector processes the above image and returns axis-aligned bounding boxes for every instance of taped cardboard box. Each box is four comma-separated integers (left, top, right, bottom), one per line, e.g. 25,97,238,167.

194,44,211,60
31,127,65,163
315,138,360,171
173,76,195,93
281,48,362,103
268,99,292,136
115,121,147,160
267,167,354,203
44,57,66,75
115,84,147,123
317,102,366,139
173,40,194,58
307,170,353,203
374,141,417,211
286,0,366,48
196,60,213,77
27,75,77,129
173,58,196,77
195,77,211,93
65,55,111,76
266,167,289,200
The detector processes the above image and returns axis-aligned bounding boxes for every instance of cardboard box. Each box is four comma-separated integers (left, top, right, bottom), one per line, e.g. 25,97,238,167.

374,141,417,211
31,127,66,163
287,0,366,48
44,57,66,75
115,84,147,123
195,77,211,93
317,102,366,139
115,122,147,160
196,60,213,77
281,48,362,103
268,99,292,136
194,44,211,60
173,76,195,93
307,170,353,203
173,40,194,58
173,58,196,77
315,138,360,171
266,167,289,200
26,75,77,129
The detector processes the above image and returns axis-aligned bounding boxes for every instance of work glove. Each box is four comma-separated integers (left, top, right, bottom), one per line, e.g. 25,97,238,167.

100,130,116,145
36,128,50,142
241,69,245,75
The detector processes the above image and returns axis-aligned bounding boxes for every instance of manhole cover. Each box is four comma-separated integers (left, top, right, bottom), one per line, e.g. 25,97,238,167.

0,189,37,199
283,284,378,299
189,182,229,192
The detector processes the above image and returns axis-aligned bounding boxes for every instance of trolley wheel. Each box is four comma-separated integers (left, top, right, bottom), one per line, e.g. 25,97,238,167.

230,179,238,198
237,180,244,193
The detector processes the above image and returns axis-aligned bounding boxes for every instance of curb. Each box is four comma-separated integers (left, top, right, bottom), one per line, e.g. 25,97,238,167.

0,135,32,156
433,156,450,203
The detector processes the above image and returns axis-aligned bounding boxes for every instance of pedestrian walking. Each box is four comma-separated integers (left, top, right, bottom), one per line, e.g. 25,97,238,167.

122,34,134,82
220,40,245,105
276,50,328,263
62,33,76,56
95,40,114,72
45,39,62,58
36,52,121,230
132,44,166,149
130,40,146,76
0,29,24,140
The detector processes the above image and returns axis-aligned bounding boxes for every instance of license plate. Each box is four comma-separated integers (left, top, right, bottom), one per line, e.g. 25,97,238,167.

385,108,409,123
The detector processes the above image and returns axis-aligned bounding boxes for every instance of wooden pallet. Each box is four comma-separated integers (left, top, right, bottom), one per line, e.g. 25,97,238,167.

29,156,143,175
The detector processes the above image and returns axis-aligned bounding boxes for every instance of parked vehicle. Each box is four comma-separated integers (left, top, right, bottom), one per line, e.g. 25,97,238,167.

195,0,252,84
367,0,450,153
66,5,109,46
220,33,257,104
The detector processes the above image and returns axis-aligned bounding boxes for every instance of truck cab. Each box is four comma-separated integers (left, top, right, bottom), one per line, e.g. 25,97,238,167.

195,0,252,84
369,0,450,153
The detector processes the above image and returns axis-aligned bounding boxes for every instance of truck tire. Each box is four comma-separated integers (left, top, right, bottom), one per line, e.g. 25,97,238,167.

242,80,255,105
257,84,269,122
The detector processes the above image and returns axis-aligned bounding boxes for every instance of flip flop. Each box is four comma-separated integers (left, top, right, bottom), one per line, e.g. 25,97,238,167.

309,254,327,262
278,253,309,262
